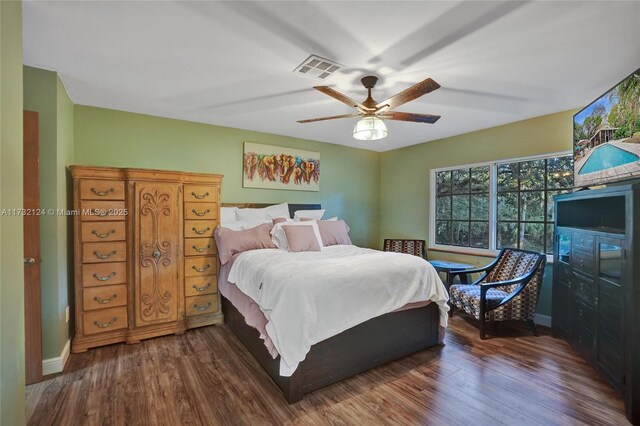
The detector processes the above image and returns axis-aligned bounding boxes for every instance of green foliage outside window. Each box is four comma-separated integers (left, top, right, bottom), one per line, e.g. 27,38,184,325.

434,155,573,254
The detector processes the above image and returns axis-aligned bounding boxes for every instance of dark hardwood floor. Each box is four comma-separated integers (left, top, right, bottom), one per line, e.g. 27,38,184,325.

26,316,629,425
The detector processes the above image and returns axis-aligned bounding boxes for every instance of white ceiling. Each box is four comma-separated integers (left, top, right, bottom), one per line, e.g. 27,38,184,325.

23,1,640,152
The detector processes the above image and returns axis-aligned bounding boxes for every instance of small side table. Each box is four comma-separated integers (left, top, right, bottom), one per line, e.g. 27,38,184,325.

429,260,474,290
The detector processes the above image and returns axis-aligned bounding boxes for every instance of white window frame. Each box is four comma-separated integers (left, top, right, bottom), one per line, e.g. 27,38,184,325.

429,150,572,261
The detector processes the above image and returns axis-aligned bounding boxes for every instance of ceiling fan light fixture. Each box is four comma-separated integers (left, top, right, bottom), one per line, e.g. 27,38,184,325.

353,116,387,141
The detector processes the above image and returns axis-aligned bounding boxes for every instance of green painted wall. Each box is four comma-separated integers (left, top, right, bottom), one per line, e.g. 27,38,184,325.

74,106,381,248
0,1,26,424
380,110,576,316
23,67,74,359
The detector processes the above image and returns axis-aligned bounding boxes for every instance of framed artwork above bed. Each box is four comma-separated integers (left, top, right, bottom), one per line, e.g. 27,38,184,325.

243,142,320,192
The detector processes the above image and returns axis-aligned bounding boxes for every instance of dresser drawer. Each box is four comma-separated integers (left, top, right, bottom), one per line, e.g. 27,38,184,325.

82,262,127,287
83,284,127,311
572,272,595,304
574,297,595,334
185,256,217,277
573,250,595,277
185,220,217,238
81,222,126,242
186,294,218,317
185,202,218,220
184,185,217,203
573,233,595,254
82,242,127,264
83,306,128,335
80,201,127,221
80,179,125,200
185,275,217,297
184,238,216,257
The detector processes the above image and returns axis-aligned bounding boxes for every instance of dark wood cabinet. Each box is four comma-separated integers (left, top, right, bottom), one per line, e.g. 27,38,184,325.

552,184,639,424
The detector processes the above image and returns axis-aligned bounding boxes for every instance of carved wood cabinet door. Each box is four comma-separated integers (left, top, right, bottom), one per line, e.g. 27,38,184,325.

134,183,182,326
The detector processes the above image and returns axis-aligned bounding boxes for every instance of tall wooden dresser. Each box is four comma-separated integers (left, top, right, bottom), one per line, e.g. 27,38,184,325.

552,184,639,424
70,166,223,353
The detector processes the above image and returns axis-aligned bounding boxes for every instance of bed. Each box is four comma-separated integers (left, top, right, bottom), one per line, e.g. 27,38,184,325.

218,203,447,403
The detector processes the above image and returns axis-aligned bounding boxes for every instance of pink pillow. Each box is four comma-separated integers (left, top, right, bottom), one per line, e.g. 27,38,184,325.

272,217,288,224
214,223,276,265
282,225,321,252
317,220,352,246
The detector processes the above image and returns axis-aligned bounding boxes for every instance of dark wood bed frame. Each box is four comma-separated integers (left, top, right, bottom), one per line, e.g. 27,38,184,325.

220,202,443,403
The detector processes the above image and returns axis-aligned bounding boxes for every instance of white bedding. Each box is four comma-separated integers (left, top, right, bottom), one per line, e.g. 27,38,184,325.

227,245,449,376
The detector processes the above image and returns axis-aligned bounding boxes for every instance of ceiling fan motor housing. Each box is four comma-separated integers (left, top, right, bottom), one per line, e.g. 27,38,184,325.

360,76,378,89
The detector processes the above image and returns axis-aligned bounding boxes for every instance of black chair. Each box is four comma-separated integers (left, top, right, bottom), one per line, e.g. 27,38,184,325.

448,248,547,339
382,239,473,288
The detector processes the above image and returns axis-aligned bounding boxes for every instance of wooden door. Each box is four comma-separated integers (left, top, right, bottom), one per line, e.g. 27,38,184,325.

134,183,182,326
23,111,42,383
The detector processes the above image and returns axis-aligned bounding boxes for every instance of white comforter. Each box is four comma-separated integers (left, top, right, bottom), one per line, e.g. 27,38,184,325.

227,245,449,376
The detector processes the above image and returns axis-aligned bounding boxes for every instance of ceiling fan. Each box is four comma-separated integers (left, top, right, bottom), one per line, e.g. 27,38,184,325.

297,76,441,141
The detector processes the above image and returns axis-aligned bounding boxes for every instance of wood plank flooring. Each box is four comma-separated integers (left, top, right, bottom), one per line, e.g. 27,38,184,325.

26,316,629,425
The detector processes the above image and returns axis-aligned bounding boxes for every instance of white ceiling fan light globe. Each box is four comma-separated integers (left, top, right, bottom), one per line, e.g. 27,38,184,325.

353,116,388,141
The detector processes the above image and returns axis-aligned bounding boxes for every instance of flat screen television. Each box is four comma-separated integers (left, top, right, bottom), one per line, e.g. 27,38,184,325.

573,67,640,187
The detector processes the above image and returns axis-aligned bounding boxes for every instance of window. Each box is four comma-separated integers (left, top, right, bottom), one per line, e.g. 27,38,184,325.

435,166,490,248
431,153,573,255
496,156,573,254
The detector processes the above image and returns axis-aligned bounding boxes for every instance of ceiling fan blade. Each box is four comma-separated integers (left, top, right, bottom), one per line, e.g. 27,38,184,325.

375,78,441,111
314,86,371,112
380,111,441,124
297,113,360,123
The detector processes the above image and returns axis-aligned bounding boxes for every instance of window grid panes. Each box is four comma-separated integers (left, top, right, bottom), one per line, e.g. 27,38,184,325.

496,156,573,254
433,154,573,255
435,166,490,249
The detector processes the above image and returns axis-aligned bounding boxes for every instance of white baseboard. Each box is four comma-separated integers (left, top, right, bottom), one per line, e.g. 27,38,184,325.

42,339,70,376
534,314,552,328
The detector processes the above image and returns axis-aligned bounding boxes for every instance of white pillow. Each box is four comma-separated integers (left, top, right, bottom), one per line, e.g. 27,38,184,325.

271,221,323,251
237,203,290,221
293,209,325,221
220,220,272,231
220,207,238,224
264,203,290,220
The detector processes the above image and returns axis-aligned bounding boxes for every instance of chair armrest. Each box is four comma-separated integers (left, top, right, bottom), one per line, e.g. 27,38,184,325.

479,276,529,290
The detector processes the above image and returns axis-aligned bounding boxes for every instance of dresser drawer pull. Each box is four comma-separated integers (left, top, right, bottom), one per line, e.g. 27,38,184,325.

92,209,108,217
192,264,210,273
92,272,116,281
92,229,116,239
192,302,212,312
192,226,210,235
91,187,114,196
192,244,211,253
94,317,118,328
192,282,211,292
93,250,116,260
93,294,117,305
191,209,210,217
191,191,210,200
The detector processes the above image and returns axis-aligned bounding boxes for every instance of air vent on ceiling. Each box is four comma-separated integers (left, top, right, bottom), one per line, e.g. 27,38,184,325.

293,55,343,79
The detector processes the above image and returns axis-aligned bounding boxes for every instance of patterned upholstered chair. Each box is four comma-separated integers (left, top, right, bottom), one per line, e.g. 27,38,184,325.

383,239,427,258
448,248,547,339
383,239,473,286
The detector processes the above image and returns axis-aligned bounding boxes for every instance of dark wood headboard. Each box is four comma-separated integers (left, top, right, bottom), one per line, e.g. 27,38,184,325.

221,203,321,218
